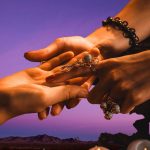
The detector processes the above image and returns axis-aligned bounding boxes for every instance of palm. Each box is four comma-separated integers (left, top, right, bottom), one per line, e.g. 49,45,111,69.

25,67,49,85
0,67,49,88
24,36,99,118
23,37,94,86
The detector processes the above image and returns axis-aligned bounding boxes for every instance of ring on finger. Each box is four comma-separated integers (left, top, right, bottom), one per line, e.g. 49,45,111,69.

60,54,99,73
100,93,121,120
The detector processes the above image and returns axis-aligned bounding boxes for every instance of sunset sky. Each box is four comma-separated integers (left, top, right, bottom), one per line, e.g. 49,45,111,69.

0,0,143,140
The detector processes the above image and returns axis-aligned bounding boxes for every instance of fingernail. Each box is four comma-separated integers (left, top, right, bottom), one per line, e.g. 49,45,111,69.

24,51,35,59
24,52,29,58
39,117,45,120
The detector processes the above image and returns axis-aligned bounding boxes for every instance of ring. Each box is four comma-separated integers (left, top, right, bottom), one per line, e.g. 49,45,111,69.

60,54,99,73
100,93,120,120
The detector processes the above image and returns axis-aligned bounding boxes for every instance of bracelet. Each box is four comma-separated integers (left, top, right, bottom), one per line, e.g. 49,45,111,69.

102,17,140,48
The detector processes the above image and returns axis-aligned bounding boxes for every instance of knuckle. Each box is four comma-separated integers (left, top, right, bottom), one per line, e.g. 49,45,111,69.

55,37,64,43
109,69,120,81
119,81,132,93
64,85,73,100
55,37,66,48
106,58,119,66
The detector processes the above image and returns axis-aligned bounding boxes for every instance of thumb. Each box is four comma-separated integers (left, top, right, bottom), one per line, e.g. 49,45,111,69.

24,47,53,62
95,58,116,75
44,85,88,106
24,39,61,62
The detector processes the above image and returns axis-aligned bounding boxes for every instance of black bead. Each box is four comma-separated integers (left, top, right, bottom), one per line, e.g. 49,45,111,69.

102,16,139,49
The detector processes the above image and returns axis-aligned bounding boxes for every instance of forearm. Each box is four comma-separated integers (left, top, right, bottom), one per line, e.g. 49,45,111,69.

0,88,11,125
0,71,30,88
117,0,150,41
0,69,29,125
86,0,150,57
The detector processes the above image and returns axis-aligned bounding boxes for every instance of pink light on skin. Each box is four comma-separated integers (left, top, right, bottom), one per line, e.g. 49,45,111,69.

0,0,139,140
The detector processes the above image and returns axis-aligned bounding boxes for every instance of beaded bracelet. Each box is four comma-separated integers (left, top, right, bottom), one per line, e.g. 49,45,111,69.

102,17,139,48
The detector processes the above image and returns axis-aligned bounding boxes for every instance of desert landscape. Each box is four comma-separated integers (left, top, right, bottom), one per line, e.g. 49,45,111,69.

0,134,98,150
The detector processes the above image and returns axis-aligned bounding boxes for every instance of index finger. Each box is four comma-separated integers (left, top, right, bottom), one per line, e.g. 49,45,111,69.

46,49,102,83
39,51,74,71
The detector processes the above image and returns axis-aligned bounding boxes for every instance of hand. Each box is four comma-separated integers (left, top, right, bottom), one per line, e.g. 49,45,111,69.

24,36,96,62
24,33,128,117
47,50,150,113
24,33,126,117
24,0,150,117
24,36,101,117
0,52,88,124
23,26,141,117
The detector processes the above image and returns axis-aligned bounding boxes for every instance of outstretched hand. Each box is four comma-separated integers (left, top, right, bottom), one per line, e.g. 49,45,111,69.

24,36,101,118
0,52,88,124
46,50,150,114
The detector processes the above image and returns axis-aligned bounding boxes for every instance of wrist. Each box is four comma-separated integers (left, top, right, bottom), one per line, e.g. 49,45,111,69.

86,26,130,58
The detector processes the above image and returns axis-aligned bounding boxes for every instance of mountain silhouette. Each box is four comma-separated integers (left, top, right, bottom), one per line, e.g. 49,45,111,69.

0,134,97,150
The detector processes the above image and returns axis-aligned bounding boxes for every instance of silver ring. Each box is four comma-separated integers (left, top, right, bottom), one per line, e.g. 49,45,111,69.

60,54,99,73
100,93,120,120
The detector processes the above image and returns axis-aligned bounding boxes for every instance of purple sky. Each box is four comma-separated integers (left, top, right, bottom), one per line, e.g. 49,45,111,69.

0,0,144,140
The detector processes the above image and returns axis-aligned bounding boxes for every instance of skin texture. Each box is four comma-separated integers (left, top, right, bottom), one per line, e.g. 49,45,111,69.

0,52,90,125
24,0,150,118
46,50,150,114
25,36,100,118
87,0,150,56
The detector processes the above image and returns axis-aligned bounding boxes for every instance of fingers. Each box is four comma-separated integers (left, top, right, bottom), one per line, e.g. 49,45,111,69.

108,85,124,106
38,107,50,120
44,77,89,88
65,98,80,109
38,84,89,118
44,85,88,106
49,77,90,115
108,85,134,114
121,91,142,114
65,77,89,85
46,77,89,116
82,75,96,90
37,52,74,120
24,36,94,62
103,81,149,114
24,38,65,62
46,49,100,84
88,76,113,104
49,76,92,115
39,51,74,71
66,75,96,109
121,101,135,114
51,103,65,116
51,76,97,113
